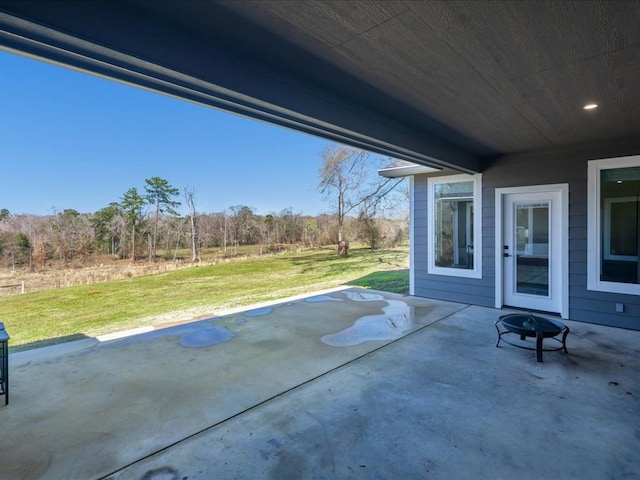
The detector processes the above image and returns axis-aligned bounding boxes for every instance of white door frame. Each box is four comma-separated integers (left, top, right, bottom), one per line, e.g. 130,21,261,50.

495,184,569,318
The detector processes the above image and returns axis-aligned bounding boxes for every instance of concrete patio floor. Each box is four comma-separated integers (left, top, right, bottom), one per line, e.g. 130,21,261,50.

0,287,638,480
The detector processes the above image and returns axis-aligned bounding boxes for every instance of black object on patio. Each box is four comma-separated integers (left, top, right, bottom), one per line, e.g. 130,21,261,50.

0,322,9,405
495,313,569,362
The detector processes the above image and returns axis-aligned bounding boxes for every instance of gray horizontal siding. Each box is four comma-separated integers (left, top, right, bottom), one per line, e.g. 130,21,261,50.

569,306,639,330
413,173,494,307
412,138,640,330
414,287,493,307
414,277,494,307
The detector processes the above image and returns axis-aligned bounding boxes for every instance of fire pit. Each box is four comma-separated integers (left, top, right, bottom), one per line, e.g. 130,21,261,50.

495,313,569,362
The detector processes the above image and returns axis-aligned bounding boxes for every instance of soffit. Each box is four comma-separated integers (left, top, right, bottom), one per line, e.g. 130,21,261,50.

217,0,640,153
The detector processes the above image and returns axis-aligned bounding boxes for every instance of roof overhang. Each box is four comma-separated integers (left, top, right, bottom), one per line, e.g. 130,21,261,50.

1,1,639,173
378,160,441,178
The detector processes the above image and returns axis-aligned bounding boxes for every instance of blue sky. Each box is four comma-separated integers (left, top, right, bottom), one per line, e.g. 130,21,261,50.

0,50,335,216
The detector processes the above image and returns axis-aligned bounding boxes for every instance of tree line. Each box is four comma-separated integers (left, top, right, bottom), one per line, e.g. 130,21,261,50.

0,146,408,270
0,205,407,270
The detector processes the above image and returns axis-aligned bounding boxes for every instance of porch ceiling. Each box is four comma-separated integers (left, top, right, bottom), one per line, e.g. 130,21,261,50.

1,1,639,172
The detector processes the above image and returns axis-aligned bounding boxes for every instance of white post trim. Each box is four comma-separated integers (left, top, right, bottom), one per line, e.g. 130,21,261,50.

409,176,415,296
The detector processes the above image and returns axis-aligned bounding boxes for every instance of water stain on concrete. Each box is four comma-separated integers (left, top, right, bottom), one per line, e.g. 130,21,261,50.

140,465,179,480
304,295,343,303
321,296,413,347
180,326,234,348
268,450,307,480
244,307,273,317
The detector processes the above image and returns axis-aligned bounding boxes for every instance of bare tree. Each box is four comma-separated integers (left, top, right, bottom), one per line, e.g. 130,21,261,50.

318,145,366,244
318,145,405,253
162,215,186,261
303,216,319,247
195,213,219,250
220,211,229,252
202,211,230,252
184,188,199,262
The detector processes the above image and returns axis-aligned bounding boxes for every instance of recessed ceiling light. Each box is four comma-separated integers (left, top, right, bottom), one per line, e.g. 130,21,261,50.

583,103,598,110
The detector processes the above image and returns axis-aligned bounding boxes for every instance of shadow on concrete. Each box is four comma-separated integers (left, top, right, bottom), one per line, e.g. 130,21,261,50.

347,269,409,294
9,333,92,354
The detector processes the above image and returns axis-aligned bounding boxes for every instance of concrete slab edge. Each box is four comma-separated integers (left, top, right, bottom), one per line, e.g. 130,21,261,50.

10,286,353,366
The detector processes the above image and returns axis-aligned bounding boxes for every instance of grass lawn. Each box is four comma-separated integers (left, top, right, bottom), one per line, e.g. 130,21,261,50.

347,269,410,294
1,246,408,351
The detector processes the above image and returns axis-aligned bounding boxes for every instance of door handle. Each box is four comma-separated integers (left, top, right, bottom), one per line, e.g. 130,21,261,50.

503,253,512,258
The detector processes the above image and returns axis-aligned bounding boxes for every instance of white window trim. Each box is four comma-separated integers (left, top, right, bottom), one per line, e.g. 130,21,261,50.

427,174,482,279
588,155,640,295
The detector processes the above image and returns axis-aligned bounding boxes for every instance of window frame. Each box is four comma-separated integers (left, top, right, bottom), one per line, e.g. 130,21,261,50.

427,173,482,279
587,155,640,295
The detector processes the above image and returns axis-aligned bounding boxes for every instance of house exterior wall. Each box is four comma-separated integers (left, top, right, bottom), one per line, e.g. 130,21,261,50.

412,138,640,330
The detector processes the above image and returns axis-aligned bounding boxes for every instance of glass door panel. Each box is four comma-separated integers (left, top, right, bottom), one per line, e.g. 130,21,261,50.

515,203,549,296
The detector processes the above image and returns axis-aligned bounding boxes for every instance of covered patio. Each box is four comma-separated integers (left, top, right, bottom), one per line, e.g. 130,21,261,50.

0,2,639,478
1,288,638,479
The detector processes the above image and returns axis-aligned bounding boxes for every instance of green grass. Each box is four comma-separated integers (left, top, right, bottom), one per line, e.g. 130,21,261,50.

0,246,408,351
347,269,409,294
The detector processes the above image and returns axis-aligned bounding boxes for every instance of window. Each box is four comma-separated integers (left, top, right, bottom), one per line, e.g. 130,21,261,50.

588,156,640,295
427,174,482,278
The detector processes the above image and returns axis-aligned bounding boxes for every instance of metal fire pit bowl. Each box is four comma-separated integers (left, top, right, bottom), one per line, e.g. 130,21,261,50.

495,313,569,362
